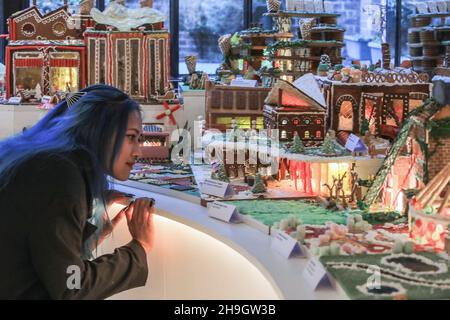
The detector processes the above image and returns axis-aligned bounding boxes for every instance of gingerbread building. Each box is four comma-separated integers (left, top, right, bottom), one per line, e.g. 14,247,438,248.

85,30,170,102
4,1,170,104
263,74,327,144
5,5,88,99
317,72,431,140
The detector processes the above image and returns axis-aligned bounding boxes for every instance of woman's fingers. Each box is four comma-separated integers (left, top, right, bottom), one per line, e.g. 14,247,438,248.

111,209,126,229
133,198,152,225
124,202,135,225
147,207,155,225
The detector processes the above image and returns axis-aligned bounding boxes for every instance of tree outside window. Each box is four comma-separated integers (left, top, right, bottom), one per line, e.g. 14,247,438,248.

179,0,244,75
31,0,79,13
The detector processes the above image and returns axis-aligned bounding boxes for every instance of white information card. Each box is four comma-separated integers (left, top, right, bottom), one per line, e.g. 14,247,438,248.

8,97,22,104
207,201,241,223
271,230,306,259
302,256,332,290
200,179,235,198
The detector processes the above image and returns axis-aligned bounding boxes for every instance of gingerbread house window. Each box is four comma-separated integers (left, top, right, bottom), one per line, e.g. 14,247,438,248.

22,23,36,37
13,52,43,94
364,98,378,135
304,130,310,139
338,100,354,131
281,130,287,139
316,130,322,138
292,118,300,126
385,100,404,127
281,118,289,125
49,52,80,93
336,95,358,132
52,22,67,37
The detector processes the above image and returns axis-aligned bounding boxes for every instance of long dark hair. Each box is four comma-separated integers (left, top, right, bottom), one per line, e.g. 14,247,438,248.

0,84,141,257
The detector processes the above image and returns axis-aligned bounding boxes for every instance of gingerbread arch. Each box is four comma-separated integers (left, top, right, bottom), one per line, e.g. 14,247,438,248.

334,94,359,133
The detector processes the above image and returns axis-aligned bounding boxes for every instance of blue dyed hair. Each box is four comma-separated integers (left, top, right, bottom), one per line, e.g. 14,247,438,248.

0,84,141,258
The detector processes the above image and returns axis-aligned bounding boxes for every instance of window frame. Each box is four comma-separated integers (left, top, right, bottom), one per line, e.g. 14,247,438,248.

0,1,410,79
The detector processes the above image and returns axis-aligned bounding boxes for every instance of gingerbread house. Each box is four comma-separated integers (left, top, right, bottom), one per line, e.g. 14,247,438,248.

5,5,87,99
204,81,271,130
85,29,170,102
85,1,169,103
139,123,170,163
263,74,326,144
4,1,171,104
317,72,431,140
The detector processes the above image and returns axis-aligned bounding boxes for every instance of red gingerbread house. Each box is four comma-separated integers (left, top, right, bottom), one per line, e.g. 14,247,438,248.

5,5,88,99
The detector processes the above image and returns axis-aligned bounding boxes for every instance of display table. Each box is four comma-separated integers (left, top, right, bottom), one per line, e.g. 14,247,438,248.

99,183,347,300
0,103,202,140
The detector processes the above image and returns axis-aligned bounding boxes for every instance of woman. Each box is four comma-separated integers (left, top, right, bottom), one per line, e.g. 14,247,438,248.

0,84,154,299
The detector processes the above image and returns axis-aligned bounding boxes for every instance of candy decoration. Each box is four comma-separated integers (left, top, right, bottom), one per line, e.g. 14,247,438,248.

184,55,197,75
266,0,281,12
218,34,232,57
381,43,391,70
155,101,181,125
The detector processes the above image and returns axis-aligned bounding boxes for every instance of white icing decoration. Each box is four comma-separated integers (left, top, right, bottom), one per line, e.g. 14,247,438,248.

380,253,448,275
356,281,407,297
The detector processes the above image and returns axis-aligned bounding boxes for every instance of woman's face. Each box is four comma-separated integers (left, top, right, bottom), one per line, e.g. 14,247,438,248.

112,111,143,181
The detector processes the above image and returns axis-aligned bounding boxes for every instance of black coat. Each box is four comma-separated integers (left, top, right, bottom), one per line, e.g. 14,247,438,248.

0,150,148,299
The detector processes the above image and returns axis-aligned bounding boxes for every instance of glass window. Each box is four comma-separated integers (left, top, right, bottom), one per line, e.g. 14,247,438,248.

32,0,80,14
400,0,450,63
253,0,267,26
330,0,397,65
179,0,244,75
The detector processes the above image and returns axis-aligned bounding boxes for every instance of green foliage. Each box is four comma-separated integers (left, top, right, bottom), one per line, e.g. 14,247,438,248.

212,164,230,183
317,64,330,72
321,134,336,155
357,200,369,211
361,211,404,224
360,118,370,135
252,173,267,193
265,39,343,58
427,118,450,140
290,134,305,153
230,32,241,47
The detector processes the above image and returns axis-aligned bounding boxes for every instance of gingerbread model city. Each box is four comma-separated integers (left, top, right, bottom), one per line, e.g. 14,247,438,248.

2,0,450,300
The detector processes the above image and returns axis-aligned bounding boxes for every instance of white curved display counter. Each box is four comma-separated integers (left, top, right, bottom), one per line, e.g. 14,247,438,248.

98,184,347,300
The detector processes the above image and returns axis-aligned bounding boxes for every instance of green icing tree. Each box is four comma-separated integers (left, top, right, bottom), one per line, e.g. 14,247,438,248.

252,173,267,193
321,133,336,155
290,132,305,153
214,164,230,183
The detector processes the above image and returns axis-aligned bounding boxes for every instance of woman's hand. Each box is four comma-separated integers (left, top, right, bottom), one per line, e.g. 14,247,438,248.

105,189,133,207
97,206,128,246
124,197,155,253
95,190,133,246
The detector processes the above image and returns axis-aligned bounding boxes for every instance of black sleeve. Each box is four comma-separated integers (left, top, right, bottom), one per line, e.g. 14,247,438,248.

28,195,148,300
